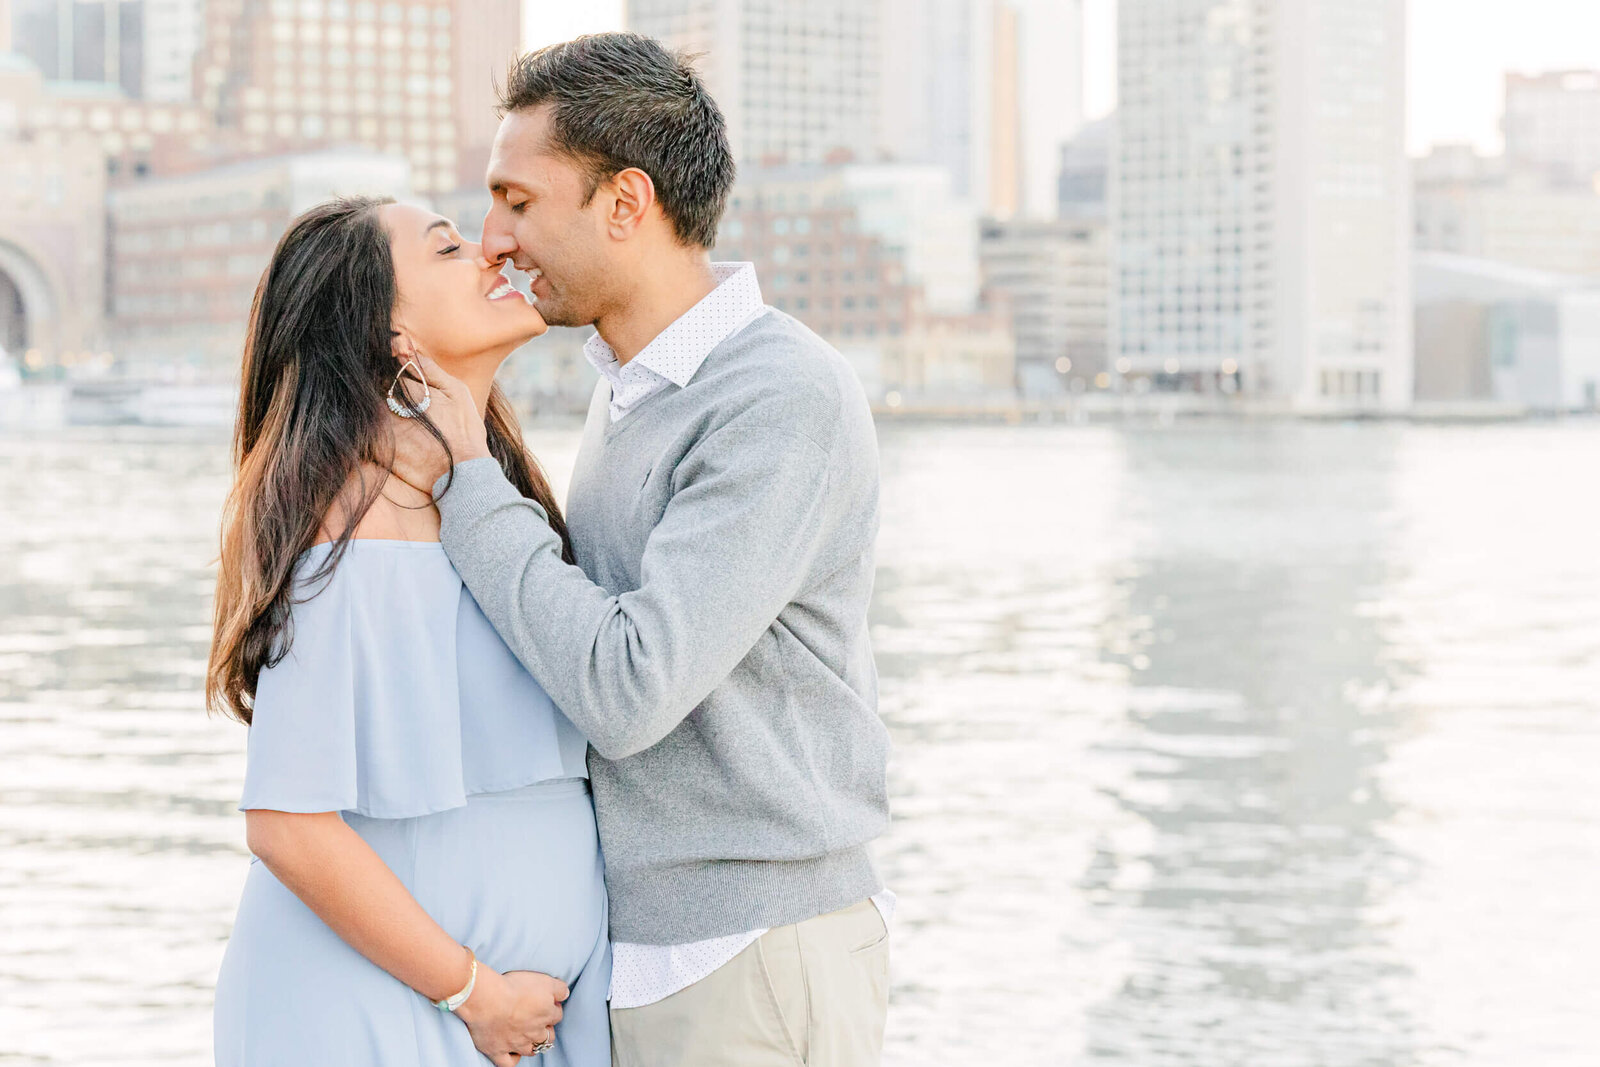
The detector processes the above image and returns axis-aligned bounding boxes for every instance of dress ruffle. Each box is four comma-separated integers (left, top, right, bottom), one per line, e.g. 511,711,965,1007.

240,541,587,819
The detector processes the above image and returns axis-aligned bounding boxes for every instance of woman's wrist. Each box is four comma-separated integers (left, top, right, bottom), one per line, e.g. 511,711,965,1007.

452,962,504,1025
421,944,478,1007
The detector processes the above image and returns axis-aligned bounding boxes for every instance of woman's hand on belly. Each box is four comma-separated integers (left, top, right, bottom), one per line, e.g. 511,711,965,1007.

456,967,570,1067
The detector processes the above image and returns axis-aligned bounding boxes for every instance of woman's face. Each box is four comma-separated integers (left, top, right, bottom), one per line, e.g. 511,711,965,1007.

381,202,547,366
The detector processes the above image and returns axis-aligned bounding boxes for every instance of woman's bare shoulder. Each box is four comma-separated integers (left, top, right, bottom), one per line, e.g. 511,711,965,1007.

313,464,440,545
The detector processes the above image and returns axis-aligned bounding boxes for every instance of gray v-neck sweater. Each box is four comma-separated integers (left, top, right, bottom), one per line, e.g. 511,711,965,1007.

434,309,890,944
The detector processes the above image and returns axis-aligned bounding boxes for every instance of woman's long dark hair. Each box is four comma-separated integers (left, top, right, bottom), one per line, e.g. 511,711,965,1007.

207,195,572,724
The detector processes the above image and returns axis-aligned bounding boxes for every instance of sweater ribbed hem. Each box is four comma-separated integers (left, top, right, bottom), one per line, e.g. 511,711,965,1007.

606,844,884,945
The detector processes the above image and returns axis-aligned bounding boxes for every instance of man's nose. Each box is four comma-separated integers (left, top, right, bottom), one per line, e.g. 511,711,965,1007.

481,207,516,264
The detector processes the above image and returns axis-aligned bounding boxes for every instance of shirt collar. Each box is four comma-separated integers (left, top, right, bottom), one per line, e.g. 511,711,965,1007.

581,263,765,387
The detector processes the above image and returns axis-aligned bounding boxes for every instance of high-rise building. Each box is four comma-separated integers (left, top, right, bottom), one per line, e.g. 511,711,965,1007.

11,0,144,97
625,0,880,167
832,164,981,314
140,0,201,102
1503,71,1600,189
194,0,518,196
1058,115,1110,220
450,0,518,189
1011,0,1083,219
714,165,1015,404
980,215,1108,394
879,0,1084,219
4,0,215,176
1113,0,1412,410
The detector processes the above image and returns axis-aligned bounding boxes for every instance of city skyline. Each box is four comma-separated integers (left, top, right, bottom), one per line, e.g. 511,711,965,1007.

524,0,1600,155
5,0,1600,414
1111,0,1413,411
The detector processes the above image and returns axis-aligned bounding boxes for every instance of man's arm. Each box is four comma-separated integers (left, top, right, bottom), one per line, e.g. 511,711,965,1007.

434,423,833,760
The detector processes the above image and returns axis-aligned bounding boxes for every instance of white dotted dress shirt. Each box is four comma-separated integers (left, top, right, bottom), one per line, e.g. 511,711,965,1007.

583,261,767,424
587,261,895,1009
609,892,897,1011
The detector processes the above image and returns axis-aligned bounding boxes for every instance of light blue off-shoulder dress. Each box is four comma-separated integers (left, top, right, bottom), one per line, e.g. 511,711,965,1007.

213,540,610,1066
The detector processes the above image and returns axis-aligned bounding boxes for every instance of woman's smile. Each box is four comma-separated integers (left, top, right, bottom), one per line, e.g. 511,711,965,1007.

487,276,533,304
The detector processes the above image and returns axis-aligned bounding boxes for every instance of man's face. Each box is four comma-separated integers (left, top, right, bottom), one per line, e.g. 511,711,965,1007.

482,106,614,328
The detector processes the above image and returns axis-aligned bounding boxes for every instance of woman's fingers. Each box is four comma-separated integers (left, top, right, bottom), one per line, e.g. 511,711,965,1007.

500,970,569,1026
410,354,463,396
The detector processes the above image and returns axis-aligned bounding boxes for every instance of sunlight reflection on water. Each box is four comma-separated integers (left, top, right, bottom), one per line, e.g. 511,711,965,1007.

1,421,1597,1066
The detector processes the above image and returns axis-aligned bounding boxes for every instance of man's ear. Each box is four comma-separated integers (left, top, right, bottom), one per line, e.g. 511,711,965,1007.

606,167,657,239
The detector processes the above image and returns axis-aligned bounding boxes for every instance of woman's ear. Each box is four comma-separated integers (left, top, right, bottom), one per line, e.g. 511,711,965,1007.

389,330,414,365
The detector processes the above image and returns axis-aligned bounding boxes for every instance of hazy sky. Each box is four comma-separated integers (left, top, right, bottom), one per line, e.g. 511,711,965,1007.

523,0,1600,154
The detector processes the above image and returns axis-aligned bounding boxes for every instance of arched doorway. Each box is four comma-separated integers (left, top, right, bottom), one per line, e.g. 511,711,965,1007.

0,240,59,364
0,269,25,355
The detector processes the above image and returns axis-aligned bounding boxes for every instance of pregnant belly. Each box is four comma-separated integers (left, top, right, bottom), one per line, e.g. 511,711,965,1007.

347,778,607,983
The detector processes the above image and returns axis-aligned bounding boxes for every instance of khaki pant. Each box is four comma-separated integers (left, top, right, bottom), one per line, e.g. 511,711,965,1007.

610,899,891,1067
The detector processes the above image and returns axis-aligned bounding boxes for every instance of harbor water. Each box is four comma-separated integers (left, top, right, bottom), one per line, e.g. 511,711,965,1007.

1,420,1597,1065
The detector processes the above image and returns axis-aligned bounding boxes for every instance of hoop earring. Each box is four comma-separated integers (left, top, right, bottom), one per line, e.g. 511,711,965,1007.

386,358,432,418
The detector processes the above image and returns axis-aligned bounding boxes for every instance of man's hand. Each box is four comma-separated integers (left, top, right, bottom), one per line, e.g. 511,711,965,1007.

389,355,492,492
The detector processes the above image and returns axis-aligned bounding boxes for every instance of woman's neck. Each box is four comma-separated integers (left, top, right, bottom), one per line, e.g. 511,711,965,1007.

443,351,504,417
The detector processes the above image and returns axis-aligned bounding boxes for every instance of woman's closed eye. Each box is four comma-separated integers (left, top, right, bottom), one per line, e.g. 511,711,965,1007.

437,242,461,256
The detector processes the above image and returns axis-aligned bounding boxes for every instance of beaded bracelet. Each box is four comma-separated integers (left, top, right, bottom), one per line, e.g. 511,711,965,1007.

434,948,478,1012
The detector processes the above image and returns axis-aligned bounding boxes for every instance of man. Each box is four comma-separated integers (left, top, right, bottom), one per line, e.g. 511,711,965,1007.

394,32,893,1067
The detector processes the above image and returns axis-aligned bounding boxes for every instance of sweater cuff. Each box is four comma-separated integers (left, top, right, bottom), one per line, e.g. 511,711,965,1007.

432,456,553,535
433,455,511,507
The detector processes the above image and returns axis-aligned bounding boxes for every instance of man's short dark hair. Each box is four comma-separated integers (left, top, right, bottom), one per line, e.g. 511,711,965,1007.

500,33,736,249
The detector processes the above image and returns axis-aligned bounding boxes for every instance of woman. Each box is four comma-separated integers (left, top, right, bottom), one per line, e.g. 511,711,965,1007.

207,196,609,1066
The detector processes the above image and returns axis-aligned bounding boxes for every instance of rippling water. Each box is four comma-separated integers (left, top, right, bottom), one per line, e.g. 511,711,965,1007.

2,421,1597,1066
